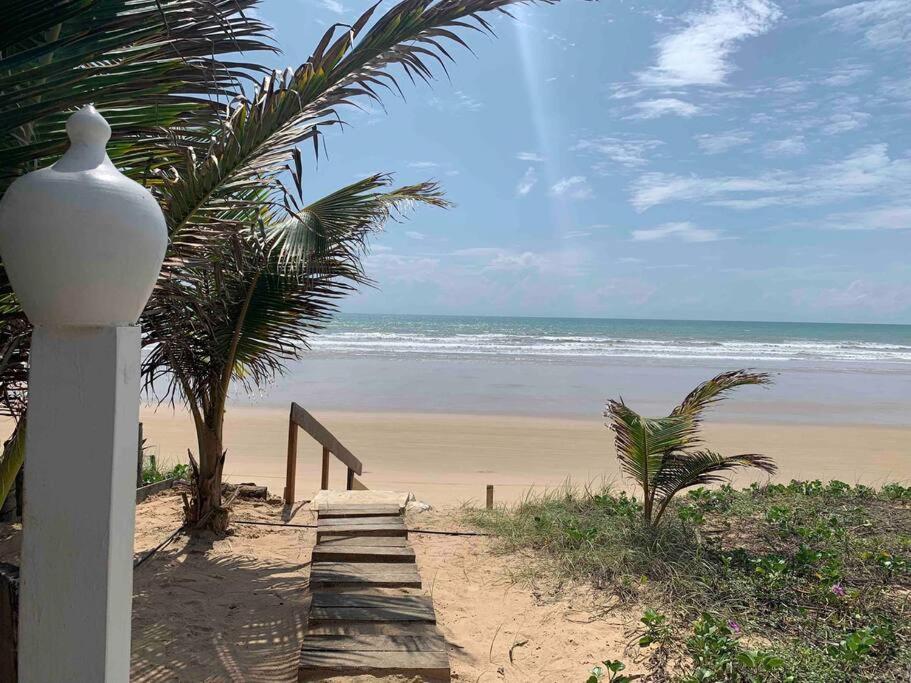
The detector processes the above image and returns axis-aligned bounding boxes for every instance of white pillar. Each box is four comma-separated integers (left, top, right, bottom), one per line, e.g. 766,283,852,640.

19,326,140,682
0,105,167,683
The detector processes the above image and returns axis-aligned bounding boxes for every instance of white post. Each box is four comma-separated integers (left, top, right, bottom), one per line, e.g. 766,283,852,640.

0,106,166,682
21,327,140,681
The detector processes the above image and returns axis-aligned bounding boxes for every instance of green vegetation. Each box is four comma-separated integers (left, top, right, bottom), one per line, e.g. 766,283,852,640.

140,457,190,486
469,480,911,682
605,370,776,529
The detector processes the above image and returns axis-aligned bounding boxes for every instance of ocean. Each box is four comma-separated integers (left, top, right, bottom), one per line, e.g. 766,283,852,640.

240,314,911,426
310,314,911,365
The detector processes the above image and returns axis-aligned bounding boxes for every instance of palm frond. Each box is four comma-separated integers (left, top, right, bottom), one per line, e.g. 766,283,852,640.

160,0,557,252
0,420,24,503
142,176,448,408
0,0,274,190
651,449,777,524
606,399,699,491
671,369,772,421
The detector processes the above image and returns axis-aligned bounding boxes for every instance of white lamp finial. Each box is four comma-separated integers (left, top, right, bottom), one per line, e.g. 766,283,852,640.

65,104,111,147
0,106,167,326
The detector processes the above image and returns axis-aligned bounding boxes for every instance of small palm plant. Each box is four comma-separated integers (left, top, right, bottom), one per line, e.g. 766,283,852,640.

605,370,776,529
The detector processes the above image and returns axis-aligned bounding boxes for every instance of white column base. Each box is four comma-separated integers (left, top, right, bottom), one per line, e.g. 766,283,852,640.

19,326,139,683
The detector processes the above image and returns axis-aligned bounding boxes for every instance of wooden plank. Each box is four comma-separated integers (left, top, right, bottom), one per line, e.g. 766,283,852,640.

320,446,330,490
312,592,433,610
318,504,402,519
318,515,403,527
135,478,176,504
309,605,436,624
284,410,298,504
309,562,422,589
316,525,408,542
290,403,362,475
317,535,408,547
312,544,415,564
298,649,449,681
301,634,446,653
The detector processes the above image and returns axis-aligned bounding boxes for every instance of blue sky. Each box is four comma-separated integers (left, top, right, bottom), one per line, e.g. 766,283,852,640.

258,0,909,324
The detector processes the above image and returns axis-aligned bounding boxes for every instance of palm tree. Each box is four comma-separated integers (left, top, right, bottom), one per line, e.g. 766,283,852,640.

0,0,274,504
142,176,448,529
605,370,777,529
1,0,575,525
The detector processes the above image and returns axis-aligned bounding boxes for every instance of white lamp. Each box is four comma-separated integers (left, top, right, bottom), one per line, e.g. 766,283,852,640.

0,106,166,683
0,104,166,325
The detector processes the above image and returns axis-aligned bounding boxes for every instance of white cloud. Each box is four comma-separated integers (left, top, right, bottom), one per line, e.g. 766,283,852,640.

563,230,592,239
516,167,538,196
638,0,782,87
453,90,483,111
573,136,663,167
517,151,545,162
822,204,911,231
632,98,700,119
321,0,344,13
429,90,483,112
695,130,752,154
821,111,871,135
631,222,723,242
408,161,439,169
485,251,548,272
762,136,806,157
550,176,594,200
822,62,871,86
630,144,911,211
363,251,440,283
405,231,425,240
795,279,911,315
825,0,909,50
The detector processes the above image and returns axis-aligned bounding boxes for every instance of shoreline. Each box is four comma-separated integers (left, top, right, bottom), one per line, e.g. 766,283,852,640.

136,406,911,507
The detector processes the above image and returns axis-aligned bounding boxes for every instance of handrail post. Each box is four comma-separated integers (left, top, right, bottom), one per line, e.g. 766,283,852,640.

283,409,298,505
346,467,354,491
320,446,330,490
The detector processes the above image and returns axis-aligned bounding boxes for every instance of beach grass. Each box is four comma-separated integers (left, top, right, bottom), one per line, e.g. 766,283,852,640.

466,480,911,682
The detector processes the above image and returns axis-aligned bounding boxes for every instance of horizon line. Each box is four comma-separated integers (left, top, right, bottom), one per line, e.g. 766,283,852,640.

337,311,911,328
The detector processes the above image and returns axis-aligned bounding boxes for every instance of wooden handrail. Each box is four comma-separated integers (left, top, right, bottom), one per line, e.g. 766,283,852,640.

283,402,363,504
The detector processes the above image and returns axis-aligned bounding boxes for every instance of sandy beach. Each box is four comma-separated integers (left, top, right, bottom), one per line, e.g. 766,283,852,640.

136,406,911,506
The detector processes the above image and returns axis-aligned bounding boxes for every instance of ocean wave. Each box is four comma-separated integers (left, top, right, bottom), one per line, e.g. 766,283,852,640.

307,332,911,363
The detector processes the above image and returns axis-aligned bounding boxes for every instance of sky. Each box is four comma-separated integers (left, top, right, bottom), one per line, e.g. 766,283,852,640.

257,0,910,324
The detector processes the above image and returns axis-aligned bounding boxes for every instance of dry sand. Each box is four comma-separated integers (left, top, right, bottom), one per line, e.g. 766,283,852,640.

0,490,638,682
137,406,911,507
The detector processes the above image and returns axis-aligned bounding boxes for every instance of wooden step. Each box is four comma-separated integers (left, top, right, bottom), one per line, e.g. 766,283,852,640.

313,543,415,564
299,648,449,681
309,562,422,590
302,633,447,652
316,522,407,542
318,515,404,527
318,535,409,547
309,592,436,625
318,504,402,519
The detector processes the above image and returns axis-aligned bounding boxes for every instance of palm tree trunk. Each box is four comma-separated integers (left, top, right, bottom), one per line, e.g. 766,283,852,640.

193,422,227,531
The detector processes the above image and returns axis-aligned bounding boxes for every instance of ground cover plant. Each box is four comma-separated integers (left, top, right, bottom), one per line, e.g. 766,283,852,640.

468,480,911,681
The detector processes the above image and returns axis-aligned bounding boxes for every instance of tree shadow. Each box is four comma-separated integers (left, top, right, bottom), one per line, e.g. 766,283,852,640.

131,531,312,682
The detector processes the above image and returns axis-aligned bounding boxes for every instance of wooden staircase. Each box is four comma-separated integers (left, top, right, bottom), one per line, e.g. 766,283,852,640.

298,503,451,681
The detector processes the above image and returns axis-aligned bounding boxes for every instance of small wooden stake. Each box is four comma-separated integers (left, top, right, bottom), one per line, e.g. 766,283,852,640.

486,484,494,510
